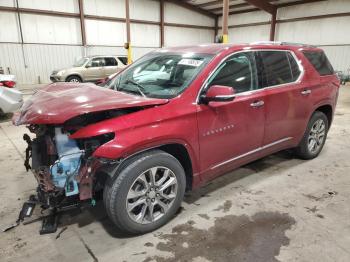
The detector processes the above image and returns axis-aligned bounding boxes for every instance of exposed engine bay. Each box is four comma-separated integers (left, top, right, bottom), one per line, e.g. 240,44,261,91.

24,122,117,208
8,83,169,234
12,120,117,234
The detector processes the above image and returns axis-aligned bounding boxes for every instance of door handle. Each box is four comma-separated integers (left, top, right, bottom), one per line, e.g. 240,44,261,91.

301,89,311,95
250,100,264,108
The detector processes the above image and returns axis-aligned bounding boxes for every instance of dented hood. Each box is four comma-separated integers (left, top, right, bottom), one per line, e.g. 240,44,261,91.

13,83,168,125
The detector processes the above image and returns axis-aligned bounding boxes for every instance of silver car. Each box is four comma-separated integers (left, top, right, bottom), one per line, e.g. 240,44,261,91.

0,74,23,115
50,56,127,83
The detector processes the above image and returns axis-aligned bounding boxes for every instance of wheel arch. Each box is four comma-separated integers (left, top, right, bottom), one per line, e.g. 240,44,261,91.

99,142,196,191
65,74,83,82
314,104,333,128
158,144,193,191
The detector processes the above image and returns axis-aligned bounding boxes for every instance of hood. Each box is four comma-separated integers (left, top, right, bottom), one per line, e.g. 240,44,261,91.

13,83,168,125
53,67,80,73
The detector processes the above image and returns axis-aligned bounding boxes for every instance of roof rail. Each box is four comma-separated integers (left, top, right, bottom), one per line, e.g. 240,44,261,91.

250,41,282,45
280,42,317,48
250,41,316,48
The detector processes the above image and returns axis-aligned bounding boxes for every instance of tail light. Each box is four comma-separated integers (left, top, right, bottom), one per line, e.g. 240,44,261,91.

0,81,16,88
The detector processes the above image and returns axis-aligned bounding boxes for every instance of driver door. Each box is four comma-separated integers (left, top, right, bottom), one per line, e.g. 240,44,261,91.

197,51,266,180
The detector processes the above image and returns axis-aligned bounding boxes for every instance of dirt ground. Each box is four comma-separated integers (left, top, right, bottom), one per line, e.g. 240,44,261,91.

0,86,349,262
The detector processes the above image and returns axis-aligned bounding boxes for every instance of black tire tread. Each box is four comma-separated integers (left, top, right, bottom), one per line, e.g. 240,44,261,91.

66,75,82,82
104,149,186,234
295,111,329,160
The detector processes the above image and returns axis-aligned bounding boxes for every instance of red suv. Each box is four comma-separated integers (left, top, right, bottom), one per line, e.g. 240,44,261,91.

14,43,340,234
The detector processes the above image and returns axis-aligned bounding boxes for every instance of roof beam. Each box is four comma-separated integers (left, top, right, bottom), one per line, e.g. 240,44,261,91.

165,0,216,18
243,0,276,14
277,0,327,8
228,8,260,15
197,0,238,9
207,3,249,13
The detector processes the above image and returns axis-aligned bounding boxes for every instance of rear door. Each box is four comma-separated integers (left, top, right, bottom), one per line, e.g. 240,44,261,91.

84,57,106,81
257,50,313,146
197,51,266,179
104,57,119,77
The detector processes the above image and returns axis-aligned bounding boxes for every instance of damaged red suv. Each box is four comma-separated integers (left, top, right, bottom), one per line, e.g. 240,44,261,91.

13,43,340,234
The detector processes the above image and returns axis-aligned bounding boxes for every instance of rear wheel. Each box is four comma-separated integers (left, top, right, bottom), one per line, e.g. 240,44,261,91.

104,150,186,234
66,75,82,83
295,111,328,159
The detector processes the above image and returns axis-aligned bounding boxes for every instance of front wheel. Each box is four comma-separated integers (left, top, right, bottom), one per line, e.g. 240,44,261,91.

295,111,329,160
66,75,82,83
104,150,186,234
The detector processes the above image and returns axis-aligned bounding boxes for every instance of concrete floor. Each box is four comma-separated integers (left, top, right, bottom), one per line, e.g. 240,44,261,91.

0,86,349,262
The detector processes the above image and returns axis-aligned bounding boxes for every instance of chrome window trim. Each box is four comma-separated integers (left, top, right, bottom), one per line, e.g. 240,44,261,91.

211,137,293,170
196,49,305,103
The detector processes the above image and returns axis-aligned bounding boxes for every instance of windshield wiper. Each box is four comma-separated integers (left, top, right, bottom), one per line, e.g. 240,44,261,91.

123,79,147,97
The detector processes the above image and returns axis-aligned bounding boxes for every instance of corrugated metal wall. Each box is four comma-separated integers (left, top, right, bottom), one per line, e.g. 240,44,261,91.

218,10,271,44
0,0,215,84
3,0,349,84
220,0,350,73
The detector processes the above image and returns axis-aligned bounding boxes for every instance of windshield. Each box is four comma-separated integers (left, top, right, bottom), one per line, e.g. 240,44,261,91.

104,52,213,99
73,57,89,67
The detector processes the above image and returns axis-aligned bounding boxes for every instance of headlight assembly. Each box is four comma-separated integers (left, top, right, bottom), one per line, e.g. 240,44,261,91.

57,70,65,76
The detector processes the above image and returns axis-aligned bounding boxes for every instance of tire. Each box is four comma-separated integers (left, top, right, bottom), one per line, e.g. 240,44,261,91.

295,111,329,160
66,75,82,83
104,150,186,234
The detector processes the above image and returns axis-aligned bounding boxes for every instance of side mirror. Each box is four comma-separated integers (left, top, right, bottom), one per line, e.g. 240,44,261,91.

200,85,236,104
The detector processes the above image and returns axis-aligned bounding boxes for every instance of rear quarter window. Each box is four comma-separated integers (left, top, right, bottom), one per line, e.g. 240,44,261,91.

302,51,334,76
118,57,128,65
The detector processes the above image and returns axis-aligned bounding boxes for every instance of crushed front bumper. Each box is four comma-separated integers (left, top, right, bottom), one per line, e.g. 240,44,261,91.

50,75,62,82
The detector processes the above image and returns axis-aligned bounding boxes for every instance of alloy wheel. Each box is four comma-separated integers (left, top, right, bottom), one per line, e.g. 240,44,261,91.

126,166,178,224
308,119,326,154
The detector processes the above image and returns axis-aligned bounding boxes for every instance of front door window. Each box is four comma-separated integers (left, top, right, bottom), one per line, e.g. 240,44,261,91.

207,52,258,94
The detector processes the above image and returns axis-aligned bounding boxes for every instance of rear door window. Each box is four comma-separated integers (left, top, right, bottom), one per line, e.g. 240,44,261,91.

259,51,294,87
105,57,118,66
90,57,105,67
302,51,334,76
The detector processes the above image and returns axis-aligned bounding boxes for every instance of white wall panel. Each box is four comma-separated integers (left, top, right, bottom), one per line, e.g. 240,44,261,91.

322,46,350,73
131,23,159,47
86,46,156,60
132,47,156,60
0,43,83,84
165,26,214,47
0,43,26,82
0,12,20,42
84,0,125,18
276,17,350,46
21,14,81,45
0,43,155,84
86,46,125,56
18,0,79,13
130,0,159,22
219,10,271,25
278,0,350,19
23,44,83,83
164,2,214,27
0,0,15,7
228,25,270,44
85,19,126,45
